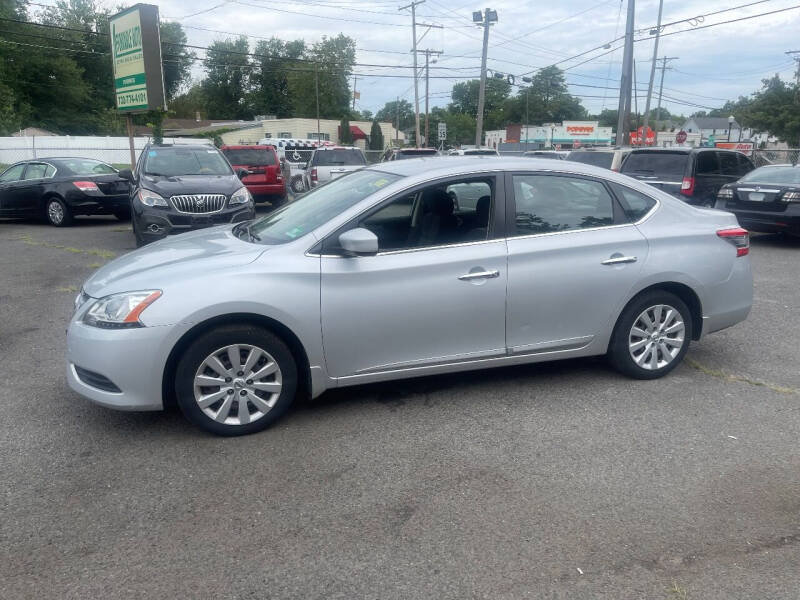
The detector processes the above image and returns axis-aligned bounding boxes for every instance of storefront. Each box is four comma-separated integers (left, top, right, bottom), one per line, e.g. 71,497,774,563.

506,121,614,149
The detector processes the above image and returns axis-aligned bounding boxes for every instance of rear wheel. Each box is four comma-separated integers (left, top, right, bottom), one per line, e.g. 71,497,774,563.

45,197,72,227
291,176,306,194
175,325,298,436
608,291,693,379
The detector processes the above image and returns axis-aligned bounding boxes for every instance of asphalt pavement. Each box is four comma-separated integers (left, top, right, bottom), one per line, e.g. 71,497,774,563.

2,212,799,600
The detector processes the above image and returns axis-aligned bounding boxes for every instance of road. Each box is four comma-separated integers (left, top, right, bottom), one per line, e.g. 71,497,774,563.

2,213,799,600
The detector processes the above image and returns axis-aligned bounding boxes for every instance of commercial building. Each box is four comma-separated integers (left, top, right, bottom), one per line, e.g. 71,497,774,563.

487,121,614,149
219,118,404,150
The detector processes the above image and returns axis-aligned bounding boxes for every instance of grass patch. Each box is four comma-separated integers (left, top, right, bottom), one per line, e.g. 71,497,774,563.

667,582,688,600
88,262,102,269
13,235,115,259
56,285,78,293
86,248,116,259
64,247,83,253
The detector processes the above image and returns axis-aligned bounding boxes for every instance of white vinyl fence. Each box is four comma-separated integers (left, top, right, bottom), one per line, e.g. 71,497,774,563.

0,136,212,167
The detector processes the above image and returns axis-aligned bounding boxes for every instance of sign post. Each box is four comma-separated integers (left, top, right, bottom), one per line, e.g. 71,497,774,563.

109,3,166,169
437,122,446,151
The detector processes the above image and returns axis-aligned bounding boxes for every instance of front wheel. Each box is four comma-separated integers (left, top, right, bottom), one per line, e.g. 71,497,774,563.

608,291,693,379
175,325,298,436
291,176,306,194
46,197,72,227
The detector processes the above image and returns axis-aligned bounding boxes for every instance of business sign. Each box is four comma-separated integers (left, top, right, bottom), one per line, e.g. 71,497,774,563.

565,125,595,136
715,142,754,154
109,4,166,113
630,126,656,146
438,122,447,140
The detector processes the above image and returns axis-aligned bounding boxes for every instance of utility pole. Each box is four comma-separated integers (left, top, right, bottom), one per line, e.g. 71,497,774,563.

395,95,400,144
474,8,497,148
642,0,663,132
787,51,800,151
615,0,635,146
654,56,678,127
415,48,443,148
315,64,320,141
352,75,357,111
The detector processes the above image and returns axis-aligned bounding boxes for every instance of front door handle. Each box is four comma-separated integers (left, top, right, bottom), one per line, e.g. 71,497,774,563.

601,256,637,265
458,269,500,281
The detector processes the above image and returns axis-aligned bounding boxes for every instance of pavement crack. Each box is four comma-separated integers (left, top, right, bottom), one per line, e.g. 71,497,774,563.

685,357,799,396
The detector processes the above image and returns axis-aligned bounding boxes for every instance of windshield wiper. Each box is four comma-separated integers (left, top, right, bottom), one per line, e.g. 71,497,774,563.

236,220,260,242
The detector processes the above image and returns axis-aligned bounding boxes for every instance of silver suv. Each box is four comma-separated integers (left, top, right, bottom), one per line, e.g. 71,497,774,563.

306,146,366,188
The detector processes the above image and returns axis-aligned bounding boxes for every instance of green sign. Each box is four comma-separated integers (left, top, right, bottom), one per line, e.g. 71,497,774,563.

109,4,165,113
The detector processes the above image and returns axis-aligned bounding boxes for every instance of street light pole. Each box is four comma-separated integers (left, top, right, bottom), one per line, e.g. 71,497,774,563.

615,0,635,146
642,0,663,132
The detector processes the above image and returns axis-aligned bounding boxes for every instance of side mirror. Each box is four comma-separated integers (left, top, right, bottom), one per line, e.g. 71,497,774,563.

338,228,379,256
118,168,134,182
237,168,251,180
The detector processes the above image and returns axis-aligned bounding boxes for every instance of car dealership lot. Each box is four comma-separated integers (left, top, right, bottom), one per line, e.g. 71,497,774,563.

2,215,800,599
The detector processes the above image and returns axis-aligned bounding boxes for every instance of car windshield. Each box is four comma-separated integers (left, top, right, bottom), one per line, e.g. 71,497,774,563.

567,152,614,169
463,150,497,155
143,147,232,177
312,149,366,166
58,159,117,175
621,151,688,179
525,152,562,160
739,166,800,185
397,150,438,159
246,169,403,244
221,148,276,166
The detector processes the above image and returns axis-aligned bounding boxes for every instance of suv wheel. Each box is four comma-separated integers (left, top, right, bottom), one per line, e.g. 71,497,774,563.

291,176,305,193
175,325,298,436
608,291,692,379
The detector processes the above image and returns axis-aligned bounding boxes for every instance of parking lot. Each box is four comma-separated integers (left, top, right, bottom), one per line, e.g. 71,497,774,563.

2,213,800,599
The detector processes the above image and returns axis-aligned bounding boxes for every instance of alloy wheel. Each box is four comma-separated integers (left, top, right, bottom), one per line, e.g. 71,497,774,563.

628,304,686,371
193,344,283,426
48,200,64,225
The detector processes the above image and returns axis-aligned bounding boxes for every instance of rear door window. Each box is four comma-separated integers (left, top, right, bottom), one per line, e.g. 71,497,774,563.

566,152,614,169
621,152,688,180
312,149,366,166
737,153,755,176
718,152,739,177
23,163,49,180
221,148,276,166
695,152,720,176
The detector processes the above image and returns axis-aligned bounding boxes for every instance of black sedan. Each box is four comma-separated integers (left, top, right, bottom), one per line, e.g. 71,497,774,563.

0,158,130,226
715,164,800,235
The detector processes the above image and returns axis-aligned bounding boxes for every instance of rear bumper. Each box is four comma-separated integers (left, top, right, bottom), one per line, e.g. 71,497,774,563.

715,201,800,233
699,255,753,338
245,183,285,198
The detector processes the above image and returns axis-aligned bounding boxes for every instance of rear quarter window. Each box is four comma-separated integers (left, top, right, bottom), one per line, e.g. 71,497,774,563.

222,148,276,166
610,183,657,222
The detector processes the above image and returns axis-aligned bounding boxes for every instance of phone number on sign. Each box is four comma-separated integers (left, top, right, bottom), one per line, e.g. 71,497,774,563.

118,90,148,107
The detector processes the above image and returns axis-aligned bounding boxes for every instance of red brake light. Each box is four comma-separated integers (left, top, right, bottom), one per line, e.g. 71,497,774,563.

311,168,318,182
73,181,99,192
717,227,749,257
680,176,695,196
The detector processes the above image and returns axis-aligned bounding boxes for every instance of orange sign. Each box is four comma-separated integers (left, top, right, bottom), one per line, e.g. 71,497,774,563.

566,126,595,136
714,142,754,153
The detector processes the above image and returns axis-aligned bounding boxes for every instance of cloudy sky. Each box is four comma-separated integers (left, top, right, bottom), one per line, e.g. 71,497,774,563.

85,0,800,119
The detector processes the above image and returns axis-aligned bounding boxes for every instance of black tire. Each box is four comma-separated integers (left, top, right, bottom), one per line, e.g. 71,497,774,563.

131,216,146,247
45,197,72,227
175,325,298,436
114,209,131,221
607,290,693,380
291,176,305,194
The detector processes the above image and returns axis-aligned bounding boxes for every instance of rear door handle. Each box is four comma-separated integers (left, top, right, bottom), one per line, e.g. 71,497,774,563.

601,256,637,265
458,270,500,281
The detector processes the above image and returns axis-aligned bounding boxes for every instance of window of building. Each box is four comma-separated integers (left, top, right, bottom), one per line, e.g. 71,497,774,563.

279,132,292,138
308,132,331,141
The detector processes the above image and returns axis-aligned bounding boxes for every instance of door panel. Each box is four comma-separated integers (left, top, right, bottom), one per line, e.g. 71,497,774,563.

321,241,507,377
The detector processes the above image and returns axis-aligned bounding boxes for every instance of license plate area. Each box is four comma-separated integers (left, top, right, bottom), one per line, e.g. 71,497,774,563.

749,192,765,201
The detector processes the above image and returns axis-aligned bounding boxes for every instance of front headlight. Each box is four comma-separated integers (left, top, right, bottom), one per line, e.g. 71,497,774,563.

138,189,168,207
83,290,162,329
229,186,253,206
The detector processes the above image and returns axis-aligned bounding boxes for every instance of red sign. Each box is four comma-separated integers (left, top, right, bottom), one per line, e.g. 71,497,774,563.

676,130,688,144
566,125,595,136
715,142,754,154
630,126,656,146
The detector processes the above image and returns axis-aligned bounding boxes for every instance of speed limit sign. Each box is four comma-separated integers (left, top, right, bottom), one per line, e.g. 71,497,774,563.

438,122,447,141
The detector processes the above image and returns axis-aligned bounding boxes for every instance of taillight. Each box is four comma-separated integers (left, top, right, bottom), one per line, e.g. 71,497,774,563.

680,176,695,196
311,168,318,183
73,181,99,192
717,227,749,257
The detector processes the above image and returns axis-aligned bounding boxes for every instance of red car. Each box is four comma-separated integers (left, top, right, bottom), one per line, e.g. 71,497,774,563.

220,145,286,206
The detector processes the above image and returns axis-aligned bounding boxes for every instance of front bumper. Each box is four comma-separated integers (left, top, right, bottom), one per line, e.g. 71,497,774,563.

134,204,254,242
66,320,177,411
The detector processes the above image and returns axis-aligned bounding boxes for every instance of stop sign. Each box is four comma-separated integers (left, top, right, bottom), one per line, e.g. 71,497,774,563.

676,130,687,144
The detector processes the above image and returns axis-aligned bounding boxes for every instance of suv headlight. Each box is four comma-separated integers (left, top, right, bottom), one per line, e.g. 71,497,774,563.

83,290,162,328
230,186,253,206
717,187,733,199
138,189,168,207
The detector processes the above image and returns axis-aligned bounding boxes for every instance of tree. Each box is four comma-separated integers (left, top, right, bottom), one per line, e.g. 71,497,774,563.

738,75,800,144
340,115,353,144
249,38,305,118
202,37,252,119
369,119,383,150
375,99,414,132
289,34,355,119
160,21,195,101
450,78,510,121
169,84,208,120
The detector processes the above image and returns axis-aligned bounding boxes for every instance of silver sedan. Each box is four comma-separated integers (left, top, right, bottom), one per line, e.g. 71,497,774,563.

66,157,753,436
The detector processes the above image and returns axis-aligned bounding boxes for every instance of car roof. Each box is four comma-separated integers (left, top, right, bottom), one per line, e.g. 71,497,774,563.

145,143,219,151
370,155,620,178
220,144,275,150
314,146,361,150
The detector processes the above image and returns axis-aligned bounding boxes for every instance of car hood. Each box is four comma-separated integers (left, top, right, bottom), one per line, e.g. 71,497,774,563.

141,174,243,197
83,226,267,297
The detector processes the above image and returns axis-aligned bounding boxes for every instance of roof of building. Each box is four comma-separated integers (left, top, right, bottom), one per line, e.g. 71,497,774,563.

686,117,740,130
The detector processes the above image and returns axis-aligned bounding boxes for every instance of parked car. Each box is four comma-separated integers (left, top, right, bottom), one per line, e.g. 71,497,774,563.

621,147,755,206
523,150,566,160
304,146,366,188
715,164,800,235
122,143,255,247
220,145,286,207
258,138,322,194
0,158,130,226
382,147,440,161
454,147,500,156
567,148,631,171
68,157,752,436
